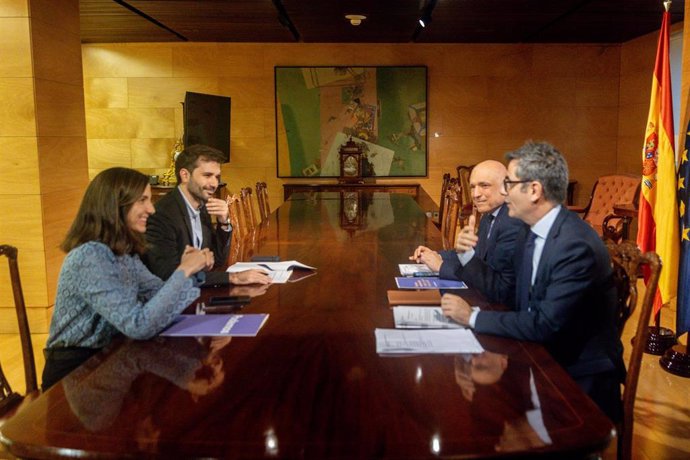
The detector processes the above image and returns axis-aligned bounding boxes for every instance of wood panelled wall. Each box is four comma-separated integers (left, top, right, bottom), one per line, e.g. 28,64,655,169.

0,0,88,333
83,42,630,214
0,5,682,333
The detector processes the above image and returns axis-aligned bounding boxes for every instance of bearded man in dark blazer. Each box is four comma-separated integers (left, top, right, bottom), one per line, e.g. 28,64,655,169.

143,144,270,287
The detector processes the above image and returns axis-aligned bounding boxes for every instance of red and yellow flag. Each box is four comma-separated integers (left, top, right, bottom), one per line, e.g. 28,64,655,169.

637,7,679,316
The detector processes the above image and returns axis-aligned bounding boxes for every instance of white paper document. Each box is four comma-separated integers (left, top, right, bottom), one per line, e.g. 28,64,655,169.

393,306,463,329
375,329,484,354
266,270,293,283
398,264,437,277
226,260,316,273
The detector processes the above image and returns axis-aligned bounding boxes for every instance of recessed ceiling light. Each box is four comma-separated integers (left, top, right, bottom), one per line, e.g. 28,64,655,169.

345,14,366,26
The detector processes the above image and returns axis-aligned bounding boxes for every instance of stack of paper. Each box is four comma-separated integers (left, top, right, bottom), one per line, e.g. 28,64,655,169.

393,306,463,329
226,260,316,284
160,314,269,337
398,264,438,277
395,277,467,290
375,329,484,354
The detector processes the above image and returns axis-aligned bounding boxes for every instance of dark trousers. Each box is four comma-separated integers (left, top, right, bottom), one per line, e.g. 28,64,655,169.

41,347,100,391
576,370,623,423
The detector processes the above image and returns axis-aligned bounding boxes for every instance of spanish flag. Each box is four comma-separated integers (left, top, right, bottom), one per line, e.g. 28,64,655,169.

637,6,679,316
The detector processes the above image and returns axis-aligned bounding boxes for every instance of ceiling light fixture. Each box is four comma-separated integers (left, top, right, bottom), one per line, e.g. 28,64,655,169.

418,12,432,28
417,0,437,31
345,14,366,26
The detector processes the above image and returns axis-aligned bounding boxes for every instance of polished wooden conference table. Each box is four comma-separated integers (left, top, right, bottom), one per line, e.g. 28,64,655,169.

1,190,613,459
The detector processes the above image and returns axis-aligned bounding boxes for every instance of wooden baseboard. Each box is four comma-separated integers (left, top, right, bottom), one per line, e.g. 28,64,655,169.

0,305,52,334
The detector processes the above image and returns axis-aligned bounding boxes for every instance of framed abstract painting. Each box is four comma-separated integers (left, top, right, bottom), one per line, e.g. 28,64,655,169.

275,66,428,178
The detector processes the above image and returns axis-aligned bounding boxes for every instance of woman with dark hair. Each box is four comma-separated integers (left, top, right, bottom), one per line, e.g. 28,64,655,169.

42,167,212,390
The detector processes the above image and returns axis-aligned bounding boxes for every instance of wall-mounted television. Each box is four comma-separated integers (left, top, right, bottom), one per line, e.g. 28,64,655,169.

183,91,231,163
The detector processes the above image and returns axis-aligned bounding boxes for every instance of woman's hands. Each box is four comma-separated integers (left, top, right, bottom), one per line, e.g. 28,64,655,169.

177,245,214,277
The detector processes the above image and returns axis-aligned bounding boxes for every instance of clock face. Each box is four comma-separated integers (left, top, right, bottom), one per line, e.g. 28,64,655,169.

343,155,359,176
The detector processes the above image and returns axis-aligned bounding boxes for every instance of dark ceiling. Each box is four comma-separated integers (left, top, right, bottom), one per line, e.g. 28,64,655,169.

79,0,684,44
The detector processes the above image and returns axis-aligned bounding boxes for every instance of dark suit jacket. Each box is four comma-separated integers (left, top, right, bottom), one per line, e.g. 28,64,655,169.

465,207,625,420
439,204,525,304
143,187,231,286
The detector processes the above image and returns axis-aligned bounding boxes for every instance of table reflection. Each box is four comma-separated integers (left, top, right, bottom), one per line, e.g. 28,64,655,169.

62,337,231,437
455,351,552,453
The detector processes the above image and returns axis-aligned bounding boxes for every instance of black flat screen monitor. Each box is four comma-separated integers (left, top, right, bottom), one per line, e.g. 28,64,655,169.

183,91,231,163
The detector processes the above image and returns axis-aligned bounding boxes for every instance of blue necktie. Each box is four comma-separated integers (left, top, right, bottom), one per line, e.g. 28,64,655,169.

476,214,494,261
518,231,537,310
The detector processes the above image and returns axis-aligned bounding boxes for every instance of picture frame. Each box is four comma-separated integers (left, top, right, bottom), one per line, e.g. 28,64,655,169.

275,66,428,178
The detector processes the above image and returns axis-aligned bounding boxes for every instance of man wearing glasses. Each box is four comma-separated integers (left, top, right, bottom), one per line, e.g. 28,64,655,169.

441,141,624,423
410,160,524,303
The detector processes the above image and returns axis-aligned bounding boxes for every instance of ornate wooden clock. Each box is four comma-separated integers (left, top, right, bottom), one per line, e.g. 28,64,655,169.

338,137,364,184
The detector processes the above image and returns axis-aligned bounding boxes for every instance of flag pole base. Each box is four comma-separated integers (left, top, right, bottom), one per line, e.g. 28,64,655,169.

660,344,690,378
644,326,677,355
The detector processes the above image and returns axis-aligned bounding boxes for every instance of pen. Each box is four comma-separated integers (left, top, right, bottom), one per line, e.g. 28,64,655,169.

413,272,439,277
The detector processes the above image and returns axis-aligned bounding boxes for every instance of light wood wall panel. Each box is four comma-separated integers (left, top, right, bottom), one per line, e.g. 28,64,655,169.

30,16,83,84
131,138,174,169
84,77,128,108
1,137,40,195
86,107,175,139
617,30,659,175
0,246,48,306
128,77,219,108
0,0,28,16
82,45,173,78
0,193,44,254
173,44,266,78
0,77,36,136
87,138,132,173
0,0,88,333
218,77,273,109
34,79,86,137
37,136,88,195
0,18,32,77
81,40,659,214
42,187,84,302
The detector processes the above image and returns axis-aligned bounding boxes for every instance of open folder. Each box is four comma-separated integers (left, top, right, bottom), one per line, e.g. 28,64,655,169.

226,261,316,272
226,261,316,284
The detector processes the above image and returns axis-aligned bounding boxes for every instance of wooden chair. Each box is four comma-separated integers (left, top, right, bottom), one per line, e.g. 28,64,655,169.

605,240,661,460
226,195,244,264
456,164,475,227
240,187,257,231
434,173,451,229
440,183,461,250
0,245,38,415
456,164,474,207
255,182,271,222
570,174,640,242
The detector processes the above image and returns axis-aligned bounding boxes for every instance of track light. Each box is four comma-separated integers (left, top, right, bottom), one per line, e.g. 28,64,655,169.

419,12,432,28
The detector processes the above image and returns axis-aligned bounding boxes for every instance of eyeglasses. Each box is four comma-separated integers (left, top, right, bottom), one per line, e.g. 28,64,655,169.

503,177,531,190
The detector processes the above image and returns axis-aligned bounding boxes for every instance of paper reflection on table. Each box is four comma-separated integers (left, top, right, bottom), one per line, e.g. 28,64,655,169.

62,337,231,436
454,351,553,453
